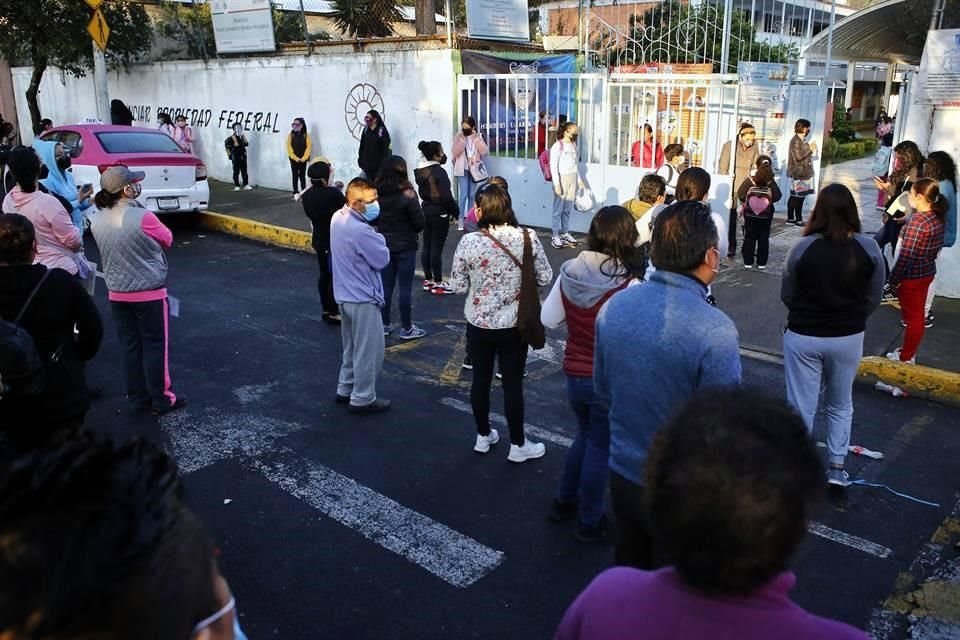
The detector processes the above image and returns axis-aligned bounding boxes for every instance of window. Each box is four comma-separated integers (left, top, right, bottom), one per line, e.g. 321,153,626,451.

57,131,84,158
812,21,828,36
95,131,184,154
762,13,781,34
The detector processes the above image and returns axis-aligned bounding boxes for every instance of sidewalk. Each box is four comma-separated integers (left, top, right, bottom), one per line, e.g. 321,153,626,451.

195,177,960,402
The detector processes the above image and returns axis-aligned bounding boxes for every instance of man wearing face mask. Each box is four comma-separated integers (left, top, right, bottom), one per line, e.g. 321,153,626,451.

718,122,759,257
594,201,742,568
330,178,391,414
90,166,186,417
224,123,252,191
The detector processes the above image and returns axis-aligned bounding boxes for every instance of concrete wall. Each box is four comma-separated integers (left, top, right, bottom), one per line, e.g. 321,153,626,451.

11,49,457,195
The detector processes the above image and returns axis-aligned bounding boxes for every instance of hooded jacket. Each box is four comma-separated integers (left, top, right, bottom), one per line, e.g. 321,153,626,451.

301,183,346,252
1,187,83,275
33,139,89,232
541,251,633,377
414,161,458,219
373,183,425,253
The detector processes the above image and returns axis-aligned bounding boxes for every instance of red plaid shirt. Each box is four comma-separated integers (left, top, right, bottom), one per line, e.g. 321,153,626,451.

889,210,945,284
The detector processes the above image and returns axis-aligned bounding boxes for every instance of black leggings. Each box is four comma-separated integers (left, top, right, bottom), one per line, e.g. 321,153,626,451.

742,216,773,266
787,195,805,222
290,160,307,193
232,157,248,187
468,324,528,446
421,215,450,282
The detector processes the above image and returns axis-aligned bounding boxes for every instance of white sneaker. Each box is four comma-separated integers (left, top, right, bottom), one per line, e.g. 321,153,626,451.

508,440,546,463
551,236,565,249
457,222,464,231
474,429,500,453
757,265,766,271
561,233,579,245
885,348,916,364
743,264,753,270
233,186,241,191
293,194,299,201
243,185,253,191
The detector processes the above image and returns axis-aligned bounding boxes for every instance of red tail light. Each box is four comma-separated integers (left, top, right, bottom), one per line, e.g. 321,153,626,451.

196,163,207,181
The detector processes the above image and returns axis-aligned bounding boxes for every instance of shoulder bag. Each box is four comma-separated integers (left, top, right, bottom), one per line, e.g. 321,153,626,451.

481,229,546,349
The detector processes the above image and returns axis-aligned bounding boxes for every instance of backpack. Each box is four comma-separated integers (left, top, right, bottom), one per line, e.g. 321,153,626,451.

0,270,51,398
741,179,773,218
538,148,552,182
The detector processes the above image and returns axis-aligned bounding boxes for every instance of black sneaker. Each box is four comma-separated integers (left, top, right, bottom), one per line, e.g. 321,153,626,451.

881,284,898,302
335,393,351,405
348,398,391,414
153,397,188,416
547,499,577,523
900,314,935,329
462,356,473,370
574,517,614,544
495,369,528,379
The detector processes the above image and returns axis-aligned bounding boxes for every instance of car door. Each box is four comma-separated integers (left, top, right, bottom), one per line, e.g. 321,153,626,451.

56,130,98,192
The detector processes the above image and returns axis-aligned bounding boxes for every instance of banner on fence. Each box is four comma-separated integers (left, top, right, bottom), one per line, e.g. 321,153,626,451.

737,62,795,171
461,53,578,153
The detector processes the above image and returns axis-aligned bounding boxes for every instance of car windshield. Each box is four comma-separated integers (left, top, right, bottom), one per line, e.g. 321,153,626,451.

96,131,184,154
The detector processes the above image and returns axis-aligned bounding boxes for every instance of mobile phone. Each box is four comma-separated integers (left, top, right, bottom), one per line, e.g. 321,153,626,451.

82,182,93,190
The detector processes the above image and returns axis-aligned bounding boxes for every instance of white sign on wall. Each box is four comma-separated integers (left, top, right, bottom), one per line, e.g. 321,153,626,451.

918,29,960,107
466,0,530,42
211,0,277,54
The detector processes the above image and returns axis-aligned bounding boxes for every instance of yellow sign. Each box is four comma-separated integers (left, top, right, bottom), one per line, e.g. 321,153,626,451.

85,0,103,9
87,9,110,50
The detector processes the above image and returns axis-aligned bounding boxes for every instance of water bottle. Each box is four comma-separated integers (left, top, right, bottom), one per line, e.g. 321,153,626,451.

875,381,907,397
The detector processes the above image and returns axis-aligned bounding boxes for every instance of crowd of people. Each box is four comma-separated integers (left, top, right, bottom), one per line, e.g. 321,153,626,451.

0,103,957,638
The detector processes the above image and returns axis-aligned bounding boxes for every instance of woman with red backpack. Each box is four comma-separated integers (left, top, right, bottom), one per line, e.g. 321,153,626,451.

737,156,782,270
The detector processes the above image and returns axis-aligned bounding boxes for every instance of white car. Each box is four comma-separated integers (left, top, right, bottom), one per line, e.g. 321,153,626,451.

42,124,209,213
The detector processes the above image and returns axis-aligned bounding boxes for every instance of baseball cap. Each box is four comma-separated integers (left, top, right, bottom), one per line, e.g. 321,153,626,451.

100,165,145,194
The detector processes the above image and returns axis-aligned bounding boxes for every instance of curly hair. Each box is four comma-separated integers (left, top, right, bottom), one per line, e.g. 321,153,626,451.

644,390,823,596
890,140,923,190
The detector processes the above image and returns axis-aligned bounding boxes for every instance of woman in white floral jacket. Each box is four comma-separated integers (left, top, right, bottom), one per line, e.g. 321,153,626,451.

451,184,554,464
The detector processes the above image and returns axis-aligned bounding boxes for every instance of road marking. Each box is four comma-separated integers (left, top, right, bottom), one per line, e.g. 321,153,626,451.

252,447,504,588
739,345,785,366
162,409,505,587
807,522,892,559
440,397,574,448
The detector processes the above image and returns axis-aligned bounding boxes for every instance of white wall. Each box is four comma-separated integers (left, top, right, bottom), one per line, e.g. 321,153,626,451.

12,50,457,194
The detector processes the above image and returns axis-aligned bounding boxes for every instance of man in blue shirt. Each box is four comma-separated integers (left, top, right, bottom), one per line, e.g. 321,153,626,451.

594,200,742,567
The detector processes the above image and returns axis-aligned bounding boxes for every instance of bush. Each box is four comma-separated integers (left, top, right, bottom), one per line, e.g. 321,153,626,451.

830,109,857,143
863,138,879,153
823,137,840,160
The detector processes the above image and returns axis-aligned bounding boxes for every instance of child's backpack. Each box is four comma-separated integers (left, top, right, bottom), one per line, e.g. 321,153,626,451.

538,148,552,182
741,179,773,218
0,270,51,399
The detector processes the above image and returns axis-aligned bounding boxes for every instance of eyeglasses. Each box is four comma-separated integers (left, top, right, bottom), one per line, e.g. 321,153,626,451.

193,596,235,634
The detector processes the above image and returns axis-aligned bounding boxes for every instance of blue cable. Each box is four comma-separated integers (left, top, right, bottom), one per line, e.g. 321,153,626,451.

851,480,941,508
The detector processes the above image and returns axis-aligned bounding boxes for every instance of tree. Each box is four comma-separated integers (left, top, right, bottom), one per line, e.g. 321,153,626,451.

156,1,215,60
0,0,151,133
330,0,405,38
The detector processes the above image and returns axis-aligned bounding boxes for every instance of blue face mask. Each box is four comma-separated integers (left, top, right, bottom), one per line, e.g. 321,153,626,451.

363,201,380,222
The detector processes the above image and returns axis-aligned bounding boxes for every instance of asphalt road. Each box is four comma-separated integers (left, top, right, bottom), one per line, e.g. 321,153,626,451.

81,226,960,639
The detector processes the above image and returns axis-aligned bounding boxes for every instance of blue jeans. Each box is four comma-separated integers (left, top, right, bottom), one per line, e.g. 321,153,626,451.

556,375,611,527
457,175,477,222
381,249,417,329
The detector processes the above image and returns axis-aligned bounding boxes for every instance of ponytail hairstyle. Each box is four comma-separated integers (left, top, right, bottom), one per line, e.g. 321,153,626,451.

417,140,444,162
94,189,123,210
912,177,949,220
754,155,774,186
7,146,40,193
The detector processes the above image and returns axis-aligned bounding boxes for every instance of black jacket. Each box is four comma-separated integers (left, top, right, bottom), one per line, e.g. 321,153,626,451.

737,176,783,218
301,185,346,252
225,135,248,162
0,264,103,441
374,184,425,253
414,163,458,219
358,126,391,176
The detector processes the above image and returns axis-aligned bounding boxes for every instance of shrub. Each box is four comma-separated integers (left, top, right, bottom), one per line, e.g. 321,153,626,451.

823,137,840,160
830,109,857,143
863,138,879,153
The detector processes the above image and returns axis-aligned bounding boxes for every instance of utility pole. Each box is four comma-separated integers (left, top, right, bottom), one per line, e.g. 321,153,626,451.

719,0,733,73
298,0,313,54
824,0,836,80
92,43,109,123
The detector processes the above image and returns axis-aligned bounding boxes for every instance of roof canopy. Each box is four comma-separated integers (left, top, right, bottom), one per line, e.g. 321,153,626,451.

804,0,960,64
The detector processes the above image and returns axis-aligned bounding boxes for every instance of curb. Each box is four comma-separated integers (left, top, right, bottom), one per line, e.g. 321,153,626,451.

198,211,313,253
858,356,960,408
198,212,960,407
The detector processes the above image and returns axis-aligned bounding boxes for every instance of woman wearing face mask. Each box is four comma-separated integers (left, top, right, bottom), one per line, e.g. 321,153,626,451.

415,140,459,295
33,139,92,233
157,112,175,137
550,121,584,249
358,110,391,183
787,118,817,226
173,114,194,154
286,117,312,198
451,116,489,231
225,123,251,191
91,166,186,417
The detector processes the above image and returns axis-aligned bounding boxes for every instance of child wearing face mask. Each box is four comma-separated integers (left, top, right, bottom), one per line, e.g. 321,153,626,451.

172,115,194,154
91,166,186,416
157,112,175,137
286,117,312,199
225,124,252,191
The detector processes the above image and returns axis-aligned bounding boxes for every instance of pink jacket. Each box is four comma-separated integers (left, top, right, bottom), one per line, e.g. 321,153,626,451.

2,187,83,275
451,132,489,177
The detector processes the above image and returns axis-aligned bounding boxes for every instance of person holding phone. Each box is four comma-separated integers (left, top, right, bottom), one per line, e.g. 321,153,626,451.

33,139,92,233
873,141,923,285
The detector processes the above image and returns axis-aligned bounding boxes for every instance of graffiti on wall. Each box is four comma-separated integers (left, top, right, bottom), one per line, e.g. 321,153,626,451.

125,104,283,132
344,84,385,141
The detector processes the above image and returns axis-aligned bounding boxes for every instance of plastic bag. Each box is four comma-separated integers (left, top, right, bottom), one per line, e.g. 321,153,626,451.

574,187,594,213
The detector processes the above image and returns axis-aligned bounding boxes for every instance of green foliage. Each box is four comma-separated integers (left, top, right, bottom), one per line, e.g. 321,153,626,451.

830,109,857,143
822,137,840,160
330,0,405,37
604,0,798,72
863,138,879,153
825,140,871,163
0,0,151,130
156,1,215,59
